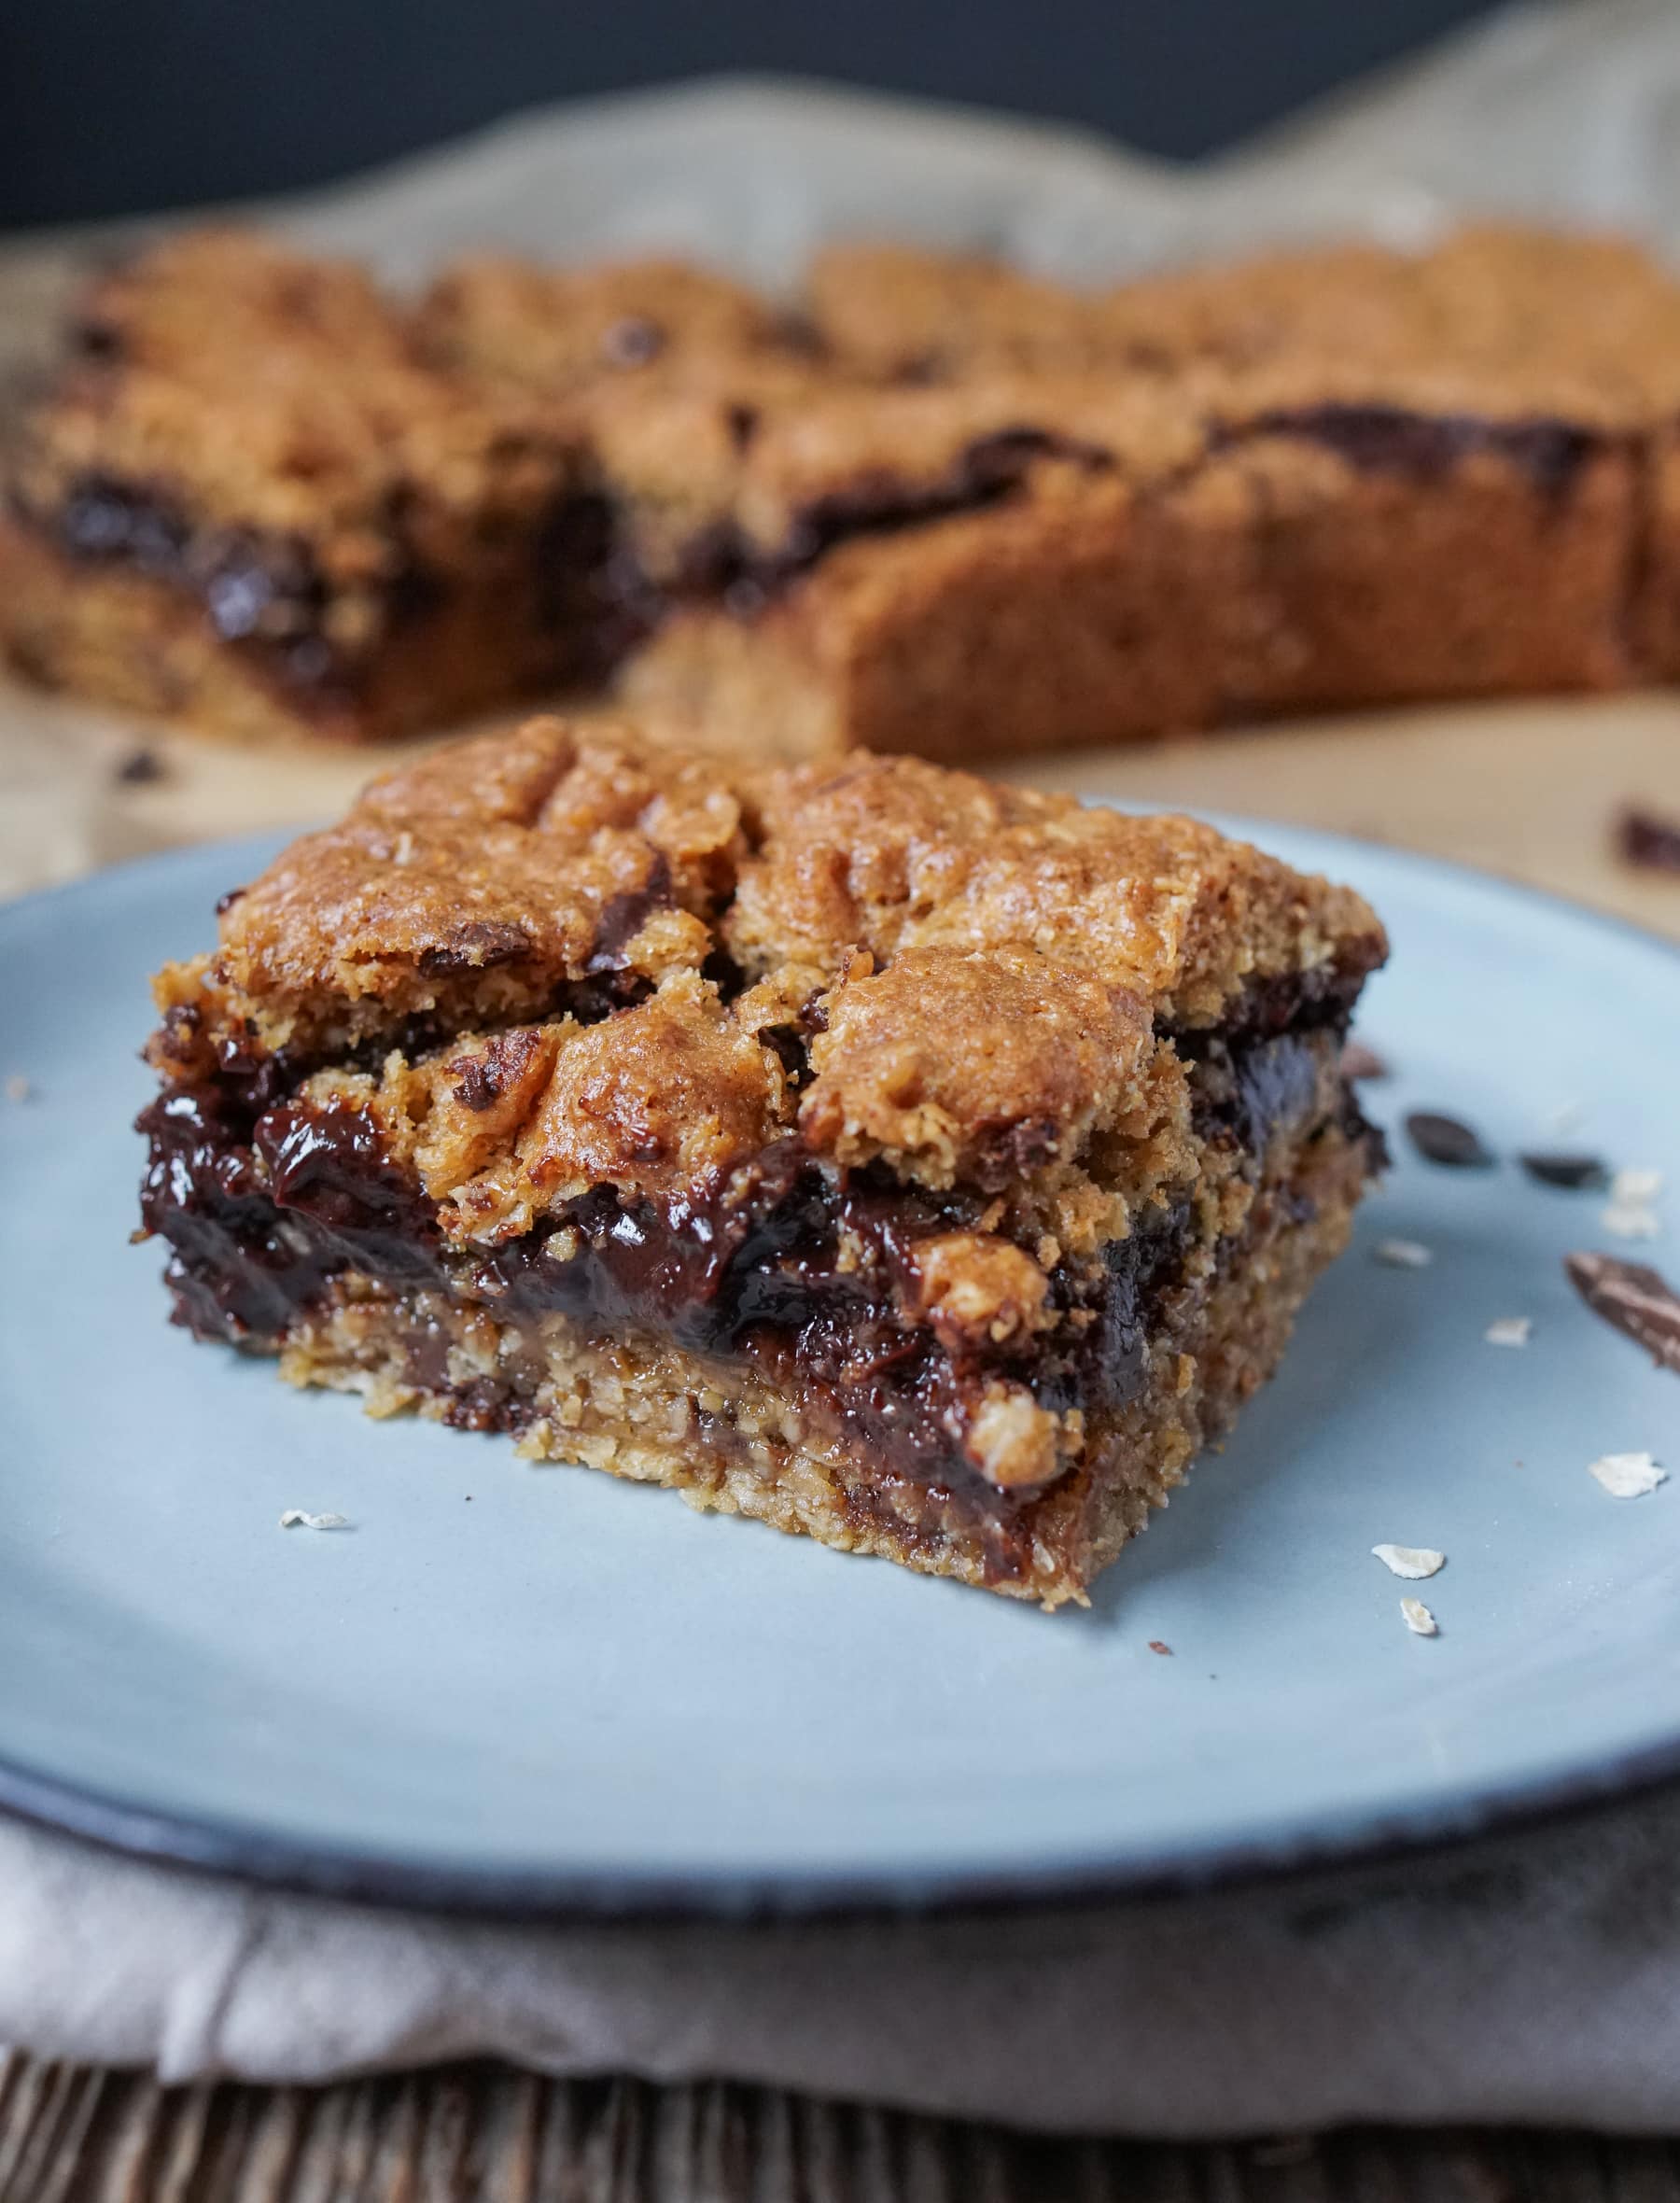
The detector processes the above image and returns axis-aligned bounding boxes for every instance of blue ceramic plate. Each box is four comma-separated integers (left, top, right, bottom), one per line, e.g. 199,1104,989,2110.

2,819,1678,1915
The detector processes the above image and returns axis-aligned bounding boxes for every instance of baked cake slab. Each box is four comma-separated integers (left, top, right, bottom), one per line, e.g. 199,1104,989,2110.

135,718,1386,1605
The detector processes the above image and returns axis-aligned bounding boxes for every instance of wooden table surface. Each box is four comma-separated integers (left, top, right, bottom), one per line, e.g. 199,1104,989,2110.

5,683,1680,2201
11,2050,1680,2203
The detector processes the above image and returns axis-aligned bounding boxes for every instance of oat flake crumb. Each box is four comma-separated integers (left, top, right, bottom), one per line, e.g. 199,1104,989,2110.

1589,1452,1667,1499
1613,1167,1665,1206
1373,1543,1446,1579
1147,1639,1172,1656
1484,1316,1533,1348
279,1508,351,1531
1603,1202,1661,1242
1400,1596,1439,1635
4,1075,30,1102
1374,1238,1433,1270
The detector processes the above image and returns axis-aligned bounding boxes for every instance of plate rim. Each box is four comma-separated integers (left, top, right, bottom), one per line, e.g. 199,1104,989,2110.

6,813,1680,1921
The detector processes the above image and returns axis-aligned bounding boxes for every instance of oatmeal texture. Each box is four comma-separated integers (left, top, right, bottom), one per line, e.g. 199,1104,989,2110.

139,719,1385,1605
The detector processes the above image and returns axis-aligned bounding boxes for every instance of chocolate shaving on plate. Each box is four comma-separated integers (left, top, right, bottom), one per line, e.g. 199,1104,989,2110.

1617,805,1680,876
1521,1151,1608,1190
1407,1111,1494,1169
1565,1251,1680,1375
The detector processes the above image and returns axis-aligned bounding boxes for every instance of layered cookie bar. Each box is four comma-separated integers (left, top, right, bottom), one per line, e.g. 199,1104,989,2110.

137,718,1385,1606
0,234,606,742
16,221,1675,758
609,357,1639,760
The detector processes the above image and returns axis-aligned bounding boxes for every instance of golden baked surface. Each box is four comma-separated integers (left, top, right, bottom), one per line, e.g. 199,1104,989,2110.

414,253,787,395
152,718,1384,1181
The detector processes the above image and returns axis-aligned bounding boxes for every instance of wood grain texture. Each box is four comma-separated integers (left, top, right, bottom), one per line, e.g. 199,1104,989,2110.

7,2052,1680,2203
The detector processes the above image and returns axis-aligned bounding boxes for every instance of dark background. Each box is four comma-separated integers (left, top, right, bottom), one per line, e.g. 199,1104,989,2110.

1,0,1497,230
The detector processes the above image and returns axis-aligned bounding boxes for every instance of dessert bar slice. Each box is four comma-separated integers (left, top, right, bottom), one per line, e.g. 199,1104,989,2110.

0,234,607,743
609,358,1638,761
137,717,1386,1606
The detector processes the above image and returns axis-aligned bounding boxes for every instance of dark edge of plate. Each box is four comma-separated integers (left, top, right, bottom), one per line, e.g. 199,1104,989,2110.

3,820,1679,1924
2,1728,1680,1923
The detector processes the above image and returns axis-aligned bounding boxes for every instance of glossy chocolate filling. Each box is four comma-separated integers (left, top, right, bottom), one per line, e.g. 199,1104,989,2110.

137,999,1369,1517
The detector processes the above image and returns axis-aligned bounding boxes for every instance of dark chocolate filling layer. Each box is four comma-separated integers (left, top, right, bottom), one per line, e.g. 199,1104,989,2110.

659,427,1116,611
19,400,1604,711
11,472,393,701
10,470,616,705
138,1010,1366,1514
643,401,1608,628
1220,402,1603,501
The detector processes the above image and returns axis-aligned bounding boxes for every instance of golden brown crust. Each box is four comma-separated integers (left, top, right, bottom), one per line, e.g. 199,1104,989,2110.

68,228,413,374
149,719,1383,1212
9,340,581,553
808,225,1680,400
721,743,1383,1026
413,253,787,396
157,718,1382,1070
798,947,1154,1188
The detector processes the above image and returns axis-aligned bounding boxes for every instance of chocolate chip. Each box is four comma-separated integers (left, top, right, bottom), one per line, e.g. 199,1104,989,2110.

72,315,126,362
725,403,759,453
448,1029,545,1114
452,1059,497,1112
1520,1151,1609,1190
215,886,246,917
585,852,673,975
114,745,164,785
976,1116,1063,1187
1340,1039,1389,1082
760,1022,812,1090
1565,1251,1680,1375
1406,1111,1495,1168
1616,806,1680,876
416,920,533,976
